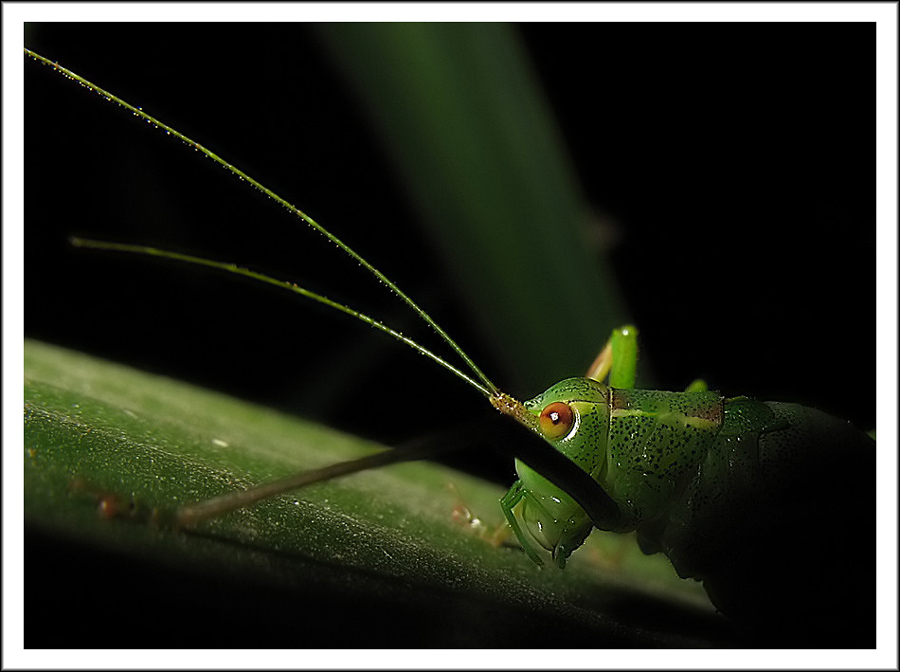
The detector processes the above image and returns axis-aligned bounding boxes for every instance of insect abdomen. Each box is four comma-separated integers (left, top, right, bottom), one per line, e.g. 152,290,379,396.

639,401,875,646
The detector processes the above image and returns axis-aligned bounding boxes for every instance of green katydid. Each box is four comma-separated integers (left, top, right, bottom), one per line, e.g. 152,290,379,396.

24,39,876,648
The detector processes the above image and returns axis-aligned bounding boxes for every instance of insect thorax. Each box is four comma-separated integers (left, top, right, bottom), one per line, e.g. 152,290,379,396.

603,388,724,529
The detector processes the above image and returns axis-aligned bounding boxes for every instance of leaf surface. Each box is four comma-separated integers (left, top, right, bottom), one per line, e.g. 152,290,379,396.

24,340,728,648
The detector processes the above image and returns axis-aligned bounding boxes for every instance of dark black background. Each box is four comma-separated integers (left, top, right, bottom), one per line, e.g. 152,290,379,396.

24,22,875,648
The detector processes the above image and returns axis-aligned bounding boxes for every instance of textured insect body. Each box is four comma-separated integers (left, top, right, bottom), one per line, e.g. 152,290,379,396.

652,399,873,646
501,355,874,645
605,387,726,525
502,379,727,568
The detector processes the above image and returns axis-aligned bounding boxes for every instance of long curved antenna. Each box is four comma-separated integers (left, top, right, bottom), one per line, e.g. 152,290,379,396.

26,48,499,399
70,237,494,399
177,442,443,528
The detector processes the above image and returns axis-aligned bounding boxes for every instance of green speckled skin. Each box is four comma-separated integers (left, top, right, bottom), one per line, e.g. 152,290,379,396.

523,377,611,474
504,379,874,645
604,388,723,528
509,378,730,561
638,400,874,645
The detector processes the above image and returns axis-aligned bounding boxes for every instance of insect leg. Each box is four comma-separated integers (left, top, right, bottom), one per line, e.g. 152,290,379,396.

584,325,639,389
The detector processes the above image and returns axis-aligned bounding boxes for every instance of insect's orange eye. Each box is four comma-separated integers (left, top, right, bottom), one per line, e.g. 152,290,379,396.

539,402,575,440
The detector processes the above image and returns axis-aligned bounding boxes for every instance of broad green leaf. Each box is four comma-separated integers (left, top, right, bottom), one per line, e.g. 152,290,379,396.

24,339,729,648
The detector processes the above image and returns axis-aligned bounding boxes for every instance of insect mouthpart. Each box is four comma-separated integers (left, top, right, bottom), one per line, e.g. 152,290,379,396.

501,475,595,570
